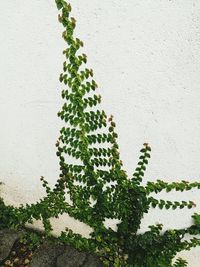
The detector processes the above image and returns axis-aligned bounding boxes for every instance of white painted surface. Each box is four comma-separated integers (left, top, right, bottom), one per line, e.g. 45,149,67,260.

0,1,200,265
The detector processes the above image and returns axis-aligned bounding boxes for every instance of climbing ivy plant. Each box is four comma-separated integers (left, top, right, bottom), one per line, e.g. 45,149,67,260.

0,0,200,266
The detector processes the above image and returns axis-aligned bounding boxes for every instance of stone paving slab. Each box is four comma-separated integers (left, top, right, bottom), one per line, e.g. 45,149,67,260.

56,246,86,267
0,229,24,263
31,242,105,267
29,242,65,267
82,254,105,267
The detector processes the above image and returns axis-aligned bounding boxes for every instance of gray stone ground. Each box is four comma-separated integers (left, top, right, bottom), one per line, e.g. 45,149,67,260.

0,229,24,262
0,229,105,267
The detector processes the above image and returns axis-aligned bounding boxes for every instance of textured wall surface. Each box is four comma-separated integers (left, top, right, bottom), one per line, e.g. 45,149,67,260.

0,1,200,265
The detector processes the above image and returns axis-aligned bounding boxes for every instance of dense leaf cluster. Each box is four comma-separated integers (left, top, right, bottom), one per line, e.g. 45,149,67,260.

0,1,200,266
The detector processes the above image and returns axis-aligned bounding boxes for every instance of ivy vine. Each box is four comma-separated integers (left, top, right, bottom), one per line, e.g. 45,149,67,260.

0,1,200,266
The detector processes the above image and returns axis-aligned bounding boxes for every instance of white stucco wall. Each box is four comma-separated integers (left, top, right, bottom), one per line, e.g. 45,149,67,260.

0,0,200,265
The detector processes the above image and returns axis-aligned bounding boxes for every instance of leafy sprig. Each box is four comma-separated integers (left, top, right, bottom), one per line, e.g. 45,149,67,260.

0,1,200,266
